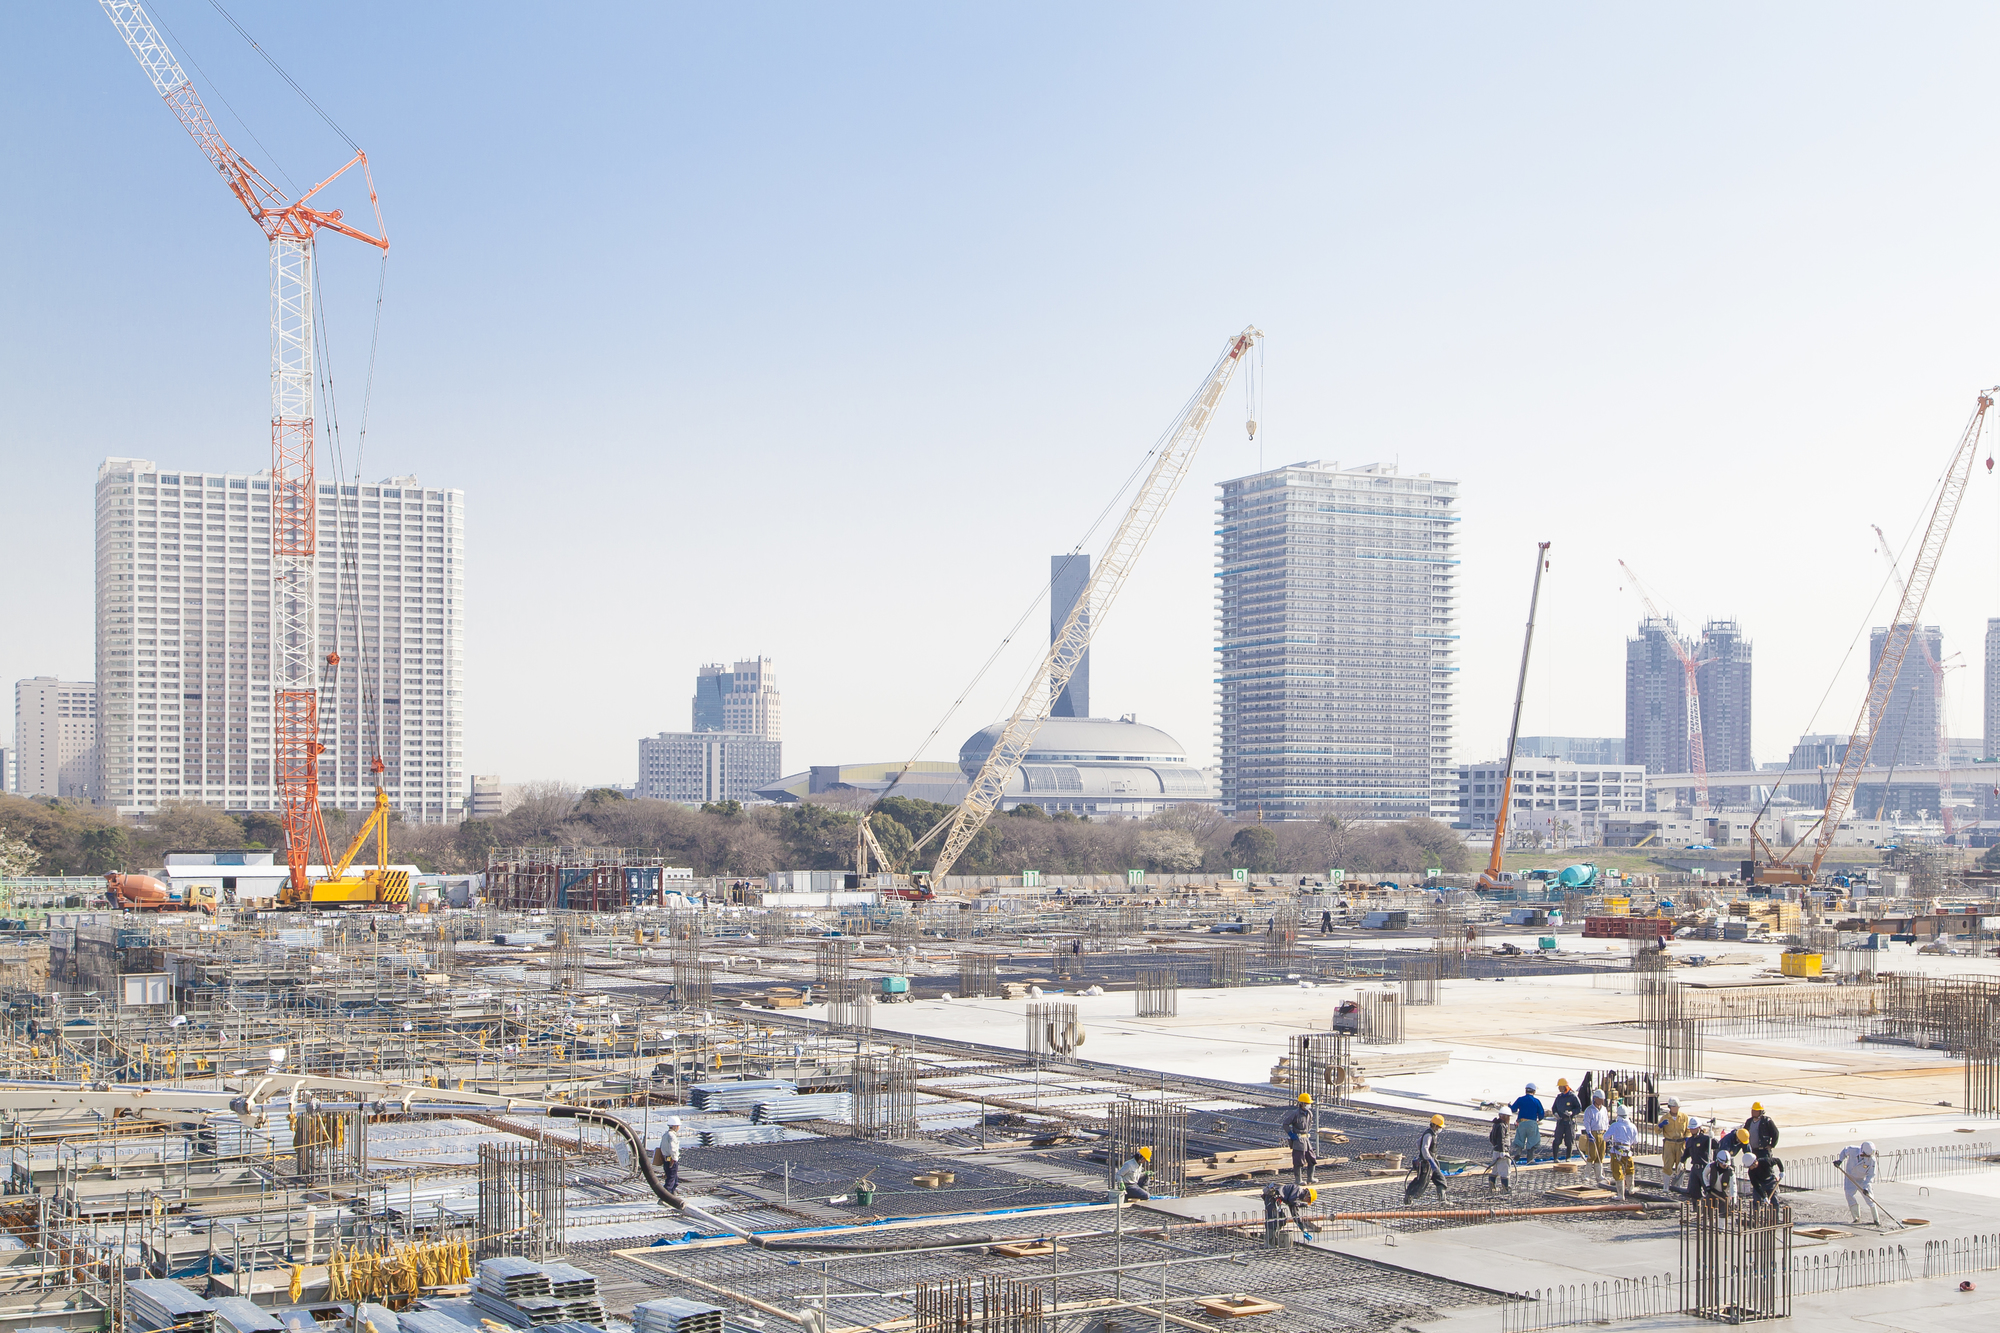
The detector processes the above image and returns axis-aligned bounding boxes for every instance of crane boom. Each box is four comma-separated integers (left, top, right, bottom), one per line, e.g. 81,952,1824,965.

919,327,1262,885
1617,561,1709,812
1477,542,1551,891
1778,391,1995,877
100,2,387,899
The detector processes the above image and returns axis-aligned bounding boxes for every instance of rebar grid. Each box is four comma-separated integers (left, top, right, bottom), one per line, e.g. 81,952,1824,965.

476,1141,564,1260
1025,1002,1082,1063
1104,1094,1189,1196
1359,990,1404,1045
1680,1201,1792,1323
1402,954,1440,1006
958,953,998,999
1288,1030,1355,1107
914,1277,1045,1333
1875,973,2000,1053
1134,968,1178,1018
851,1052,917,1140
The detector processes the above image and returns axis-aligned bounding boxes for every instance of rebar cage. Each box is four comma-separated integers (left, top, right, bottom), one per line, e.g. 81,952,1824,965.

1680,1201,1793,1324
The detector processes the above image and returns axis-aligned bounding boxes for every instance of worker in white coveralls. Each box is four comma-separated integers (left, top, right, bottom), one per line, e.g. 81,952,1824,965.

1605,1104,1639,1199
654,1116,682,1193
1579,1089,1610,1185
1835,1141,1879,1224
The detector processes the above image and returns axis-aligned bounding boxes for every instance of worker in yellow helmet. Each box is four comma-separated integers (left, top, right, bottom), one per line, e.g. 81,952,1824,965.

1282,1092,1319,1185
1116,1145,1155,1200
1405,1114,1450,1205
1261,1181,1317,1242
1742,1101,1779,1164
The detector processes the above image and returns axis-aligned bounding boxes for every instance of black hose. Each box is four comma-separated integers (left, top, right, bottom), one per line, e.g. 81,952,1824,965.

549,1105,685,1209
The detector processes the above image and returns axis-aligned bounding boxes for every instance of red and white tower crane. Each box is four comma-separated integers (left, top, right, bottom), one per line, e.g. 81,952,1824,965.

99,2,387,896
1618,561,1711,814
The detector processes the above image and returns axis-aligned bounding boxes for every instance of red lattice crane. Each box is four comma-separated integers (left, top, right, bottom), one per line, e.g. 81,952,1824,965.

99,2,388,896
1618,561,1710,814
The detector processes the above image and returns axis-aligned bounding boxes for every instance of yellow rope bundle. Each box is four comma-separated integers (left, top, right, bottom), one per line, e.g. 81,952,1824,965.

326,1238,474,1301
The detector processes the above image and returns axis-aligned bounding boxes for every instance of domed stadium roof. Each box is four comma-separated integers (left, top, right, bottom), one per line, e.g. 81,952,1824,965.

957,716,1213,811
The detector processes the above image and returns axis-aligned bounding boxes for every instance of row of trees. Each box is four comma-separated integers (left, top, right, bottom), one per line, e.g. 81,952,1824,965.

0,788,1475,881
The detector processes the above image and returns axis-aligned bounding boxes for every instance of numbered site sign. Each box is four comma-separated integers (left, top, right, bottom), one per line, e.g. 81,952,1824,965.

1231,868,1249,882
1329,869,1345,884
1023,870,1043,888
1126,869,1146,885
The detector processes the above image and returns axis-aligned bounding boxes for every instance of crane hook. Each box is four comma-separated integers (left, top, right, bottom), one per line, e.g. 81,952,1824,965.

1246,419,1258,441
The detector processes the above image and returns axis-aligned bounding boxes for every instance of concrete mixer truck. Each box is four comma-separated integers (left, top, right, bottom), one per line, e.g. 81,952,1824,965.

104,873,215,913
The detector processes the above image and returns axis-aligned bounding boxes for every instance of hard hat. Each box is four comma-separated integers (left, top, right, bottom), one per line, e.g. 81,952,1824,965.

1136,1146,1152,1161
667,1117,681,1128
1591,1089,1606,1100
1750,1102,1765,1113
1615,1106,1629,1120
1733,1129,1750,1145
1860,1141,1875,1155
1305,1186,1318,1203
1557,1078,1570,1090
1666,1098,1680,1108
1298,1093,1313,1104
1525,1082,1537,1093
1429,1114,1445,1128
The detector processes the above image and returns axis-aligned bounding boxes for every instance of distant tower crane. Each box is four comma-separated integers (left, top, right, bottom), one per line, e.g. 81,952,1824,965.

99,3,387,898
1617,562,1710,815
1869,524,1961,833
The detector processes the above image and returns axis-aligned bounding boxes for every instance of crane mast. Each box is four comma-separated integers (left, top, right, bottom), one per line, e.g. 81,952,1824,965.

1766,391,1994,881
916,328,1262,885
1477,543,1551,891
1617,562,1709,814
100,2,387,896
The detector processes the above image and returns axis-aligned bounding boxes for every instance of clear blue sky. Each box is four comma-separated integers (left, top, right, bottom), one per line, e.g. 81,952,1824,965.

9,3,2000,786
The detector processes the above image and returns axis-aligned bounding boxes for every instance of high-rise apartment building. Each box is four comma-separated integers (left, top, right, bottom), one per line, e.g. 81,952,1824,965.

94,459,465,823
1868,624,1943,767
1696,619,1753,803
637,732,782,805
14,677,98,799
1215,461,1458,820
1625,618,1691,776
1050,554,1090,718
1516,737,1626,765
693,659,780,742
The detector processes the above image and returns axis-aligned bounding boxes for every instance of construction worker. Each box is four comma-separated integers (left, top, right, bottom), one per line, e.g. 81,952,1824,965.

1509,1083,1545,1162
1486,1110,1514,1193
1747,1151,1784,1205
1680,1118,1715,1202
1579,1089,1610,1185
1549,1079,1582,1162
1116,1146,1155,1201
654,1116,683,1193
1834,1142,1879,1224
1406,1114,1449,1203
1281,1093,1319,1184
1261,1182,1317,1242
1605,1104,1639,1199
1656,1097,1691,1190
1701,1127,1737,1201
1743,1102,1779,1161
1320,910,1334,935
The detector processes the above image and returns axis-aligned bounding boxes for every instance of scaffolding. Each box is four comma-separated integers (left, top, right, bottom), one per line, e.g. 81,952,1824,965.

476,1142,565,1260
1134,968,1178,1018
1680,1201,1793,1323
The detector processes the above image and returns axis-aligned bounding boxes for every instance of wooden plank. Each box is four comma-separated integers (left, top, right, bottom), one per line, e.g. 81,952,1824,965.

1198,1297,1284,1318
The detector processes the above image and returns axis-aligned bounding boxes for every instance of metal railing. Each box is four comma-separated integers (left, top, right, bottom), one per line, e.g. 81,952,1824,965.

1784,1141,1993,1190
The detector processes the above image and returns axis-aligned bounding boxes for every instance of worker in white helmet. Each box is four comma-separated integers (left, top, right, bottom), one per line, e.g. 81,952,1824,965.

1834,1141,1879,1224
655,1117,683,1193
1579,1089,1610,1186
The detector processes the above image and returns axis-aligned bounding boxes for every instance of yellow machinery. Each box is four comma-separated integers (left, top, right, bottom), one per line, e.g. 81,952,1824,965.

280,789,410,910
